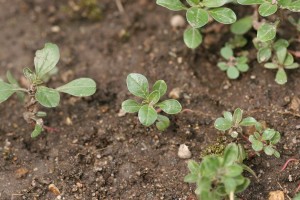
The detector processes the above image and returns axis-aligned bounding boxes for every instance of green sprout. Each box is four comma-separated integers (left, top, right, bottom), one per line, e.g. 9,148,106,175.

0,43,96,138
217,46,249,79
185,143,250,200
122,73,182,131
214,108,281,157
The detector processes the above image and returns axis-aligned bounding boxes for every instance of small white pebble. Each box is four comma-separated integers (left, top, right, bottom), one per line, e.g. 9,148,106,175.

178,144,192,159
288,175,293,182
170,15,186,28
51,25,60,33
250,75,256,79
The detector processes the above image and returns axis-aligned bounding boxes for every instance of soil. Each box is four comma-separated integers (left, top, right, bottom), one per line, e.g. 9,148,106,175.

0,0,299,200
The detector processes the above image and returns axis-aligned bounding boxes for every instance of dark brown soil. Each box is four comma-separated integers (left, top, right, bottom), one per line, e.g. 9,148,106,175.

0,0,299,200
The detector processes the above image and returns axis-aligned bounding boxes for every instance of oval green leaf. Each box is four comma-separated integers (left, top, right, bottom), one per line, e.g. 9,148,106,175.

153,80,167,97
275,68,287,85
227,67,240,79
214,118,232,131
126,73,149,98
56,78,96,97
237,0,264,4
157,99,182,114
258,3,278,16
148,90,160,105
186,7,209,28
257,23,277,42
156,0,186,11
138,105,158,126
230,16,253,35
0,81,16,103
35,86,60,108
209,8,237,24
203,0,226,7
156,114,170,131
183,27,202,49
122,99,141,113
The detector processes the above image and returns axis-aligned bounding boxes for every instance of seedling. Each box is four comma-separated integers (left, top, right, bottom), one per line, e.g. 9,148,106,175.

0,43,96,138
214,108,281,157
122,73,182,131
217,46,249,79
185,143,250,200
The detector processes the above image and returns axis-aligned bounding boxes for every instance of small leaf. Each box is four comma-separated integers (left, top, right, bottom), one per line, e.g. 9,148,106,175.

286,0,300,12
156,0,186,11
56,78,96,97
138,105,158,126
264,62,278,69
23,67,37,82
257,47,272,63
122,99,141,113
262,128,276,140
35,86,60,108
214,118,232,131
6,71,25,101
285,63,299,69
34,43,60,78
209,8,237,24
223,177,237,194
0,81,16,103
258,2,278,16
235,178,250,193
157,99,182,114
263,146,275,155
184,174,198,183
186,7,209,28
273,39,289,50
221,46,233,60
240,117,257,126
275,68,287,85
148,90,160,105
183,27,202,49
153,80,167,97
230,16,253,35
31,124,43,138
233,108,243,125
227,67,240,79
126,73,149,98
226,165,243,177
218,62,229,71
156,114,170,131
283,53,294,66
273,150,280,158
237,0,265,4
236,63,249,72
251,140,264,151
223,111,233,121
187,160,200,172
186,0,200,6
270,131,281,144
257,23,277,42
276,46,287,64
203,0,227,7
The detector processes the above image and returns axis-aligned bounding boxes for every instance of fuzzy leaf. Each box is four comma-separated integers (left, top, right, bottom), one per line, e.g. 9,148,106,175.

236,63,249,72
221,46,233,60
148,90,160,105
157,99,182,114
209,8,237,24
214,118,232,131
122,99,141,113
153,80,167,97
31,124,43,138
138,105,158,126
156,114,170,131
186,0,200,6
275,68,287,85
56,78,96,97
35,86,60,108
276,46,287,64
264,146,275,155
286,0,300,12
183,27,202,49
156,0,186,11
258,2,278,16
257,47,272,63
285,63,299,69
0,81,16,103
257,23,277,42
264,62,278,69
233,108,243,125
126,73,149,98
227,67,240,79
202,0,227,7
240,117,257,126
262,129,276,140
186,7,209,28
230,16,253,35
251,140,263,151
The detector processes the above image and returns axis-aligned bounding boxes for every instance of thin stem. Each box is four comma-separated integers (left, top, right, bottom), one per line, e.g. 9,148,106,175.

280,158,299,172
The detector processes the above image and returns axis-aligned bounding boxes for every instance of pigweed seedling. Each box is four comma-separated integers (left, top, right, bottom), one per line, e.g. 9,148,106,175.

217,46,249,79
185,143,250,200
122,73,182,131
0,43,96,138
214,108,281,157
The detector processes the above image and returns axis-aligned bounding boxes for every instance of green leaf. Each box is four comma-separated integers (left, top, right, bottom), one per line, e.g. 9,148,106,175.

274,39,289,50
257,47,272,63
156,114,170,131
226,165,243,177
156,0,186,11
218,62,229,71
203,0,226,7
273,150,280,158
31,124,43,138
227,67,240,79
0,81,16,103
153,80,167,97
236,56,248,64
221,46,233,60
56,78,96,97
283,53,294,66
257,23,277,42
230,16,253,35
270,131,281,144
223,111,233,121
34,43,60,78
184,173,198,183
6,71,25,101
23,67,37,83
240,117,257,126
236,63,249,72
122,99,141,113
157,99,182,114
249,135,256,143
187,160,200,172
264,62,278,69
275,68,287,85
233,108,243,125
263,146,275,155
285,63,299,69
223,177,237,194
276,46,287,64
126,73,149,98
214,118,232,131
138,105,158,126
258,3,278,16
262,128,276,140
186,0,199,6
286,0,300,12
237,0,264,5
35,86,60,108
183,27,202,49
235,178,250,193
209,8,237,24
251,140,264,151
186,7,209,28
148,90,160,105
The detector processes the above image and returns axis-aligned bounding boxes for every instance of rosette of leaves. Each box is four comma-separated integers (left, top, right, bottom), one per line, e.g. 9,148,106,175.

122,73,182,131
184,143,250,200
217,46,250,79
264,42,299,84
156,0,237,49
0,43,97,138
249,123,281,158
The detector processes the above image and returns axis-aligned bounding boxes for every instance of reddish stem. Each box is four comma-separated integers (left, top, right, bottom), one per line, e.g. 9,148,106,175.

296,184,300,193
280,158,299,172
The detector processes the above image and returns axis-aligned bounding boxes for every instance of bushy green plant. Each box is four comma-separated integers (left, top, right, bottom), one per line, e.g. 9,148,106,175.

217,46,249,79
185,143,250,200
0,43,96,137
122,73,182,131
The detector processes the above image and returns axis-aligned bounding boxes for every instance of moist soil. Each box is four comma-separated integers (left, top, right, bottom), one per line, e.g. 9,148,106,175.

0,0,299,200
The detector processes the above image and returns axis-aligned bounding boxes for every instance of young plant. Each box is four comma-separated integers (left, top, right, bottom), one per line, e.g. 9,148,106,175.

0,43,96,138
122,73,182,131
185,143,250,200
214,108,281,157
156,0,237,48
217,46,249,79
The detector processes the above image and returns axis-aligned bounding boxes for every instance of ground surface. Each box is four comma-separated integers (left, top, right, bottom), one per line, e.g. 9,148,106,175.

0,0,299,200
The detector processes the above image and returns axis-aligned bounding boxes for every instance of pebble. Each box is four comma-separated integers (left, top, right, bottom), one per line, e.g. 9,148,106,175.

117,109,126,117
178,144,192,159
170,15,186,28
51,25,60,33
268,190,284,200
168,88,182,99
49,184,61,196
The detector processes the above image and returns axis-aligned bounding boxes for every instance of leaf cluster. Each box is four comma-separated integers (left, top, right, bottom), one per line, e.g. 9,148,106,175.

122,73,182,131
184,143,250,200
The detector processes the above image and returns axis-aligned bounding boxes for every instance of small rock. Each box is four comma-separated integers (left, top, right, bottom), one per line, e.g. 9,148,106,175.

296,125,300,130
268,190,284,200
170,15,185,28
51,25,60,33
49,184,61,196
15,168,29,178
178,144,192,159
169,87,182,99
117,109,126,117
289,96,300,111
65,117,73,125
